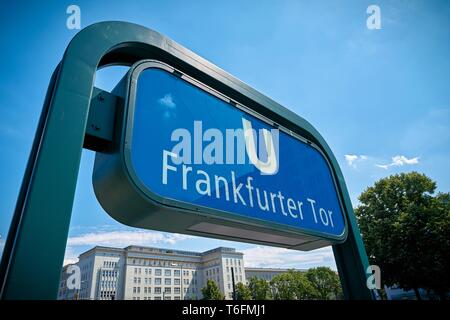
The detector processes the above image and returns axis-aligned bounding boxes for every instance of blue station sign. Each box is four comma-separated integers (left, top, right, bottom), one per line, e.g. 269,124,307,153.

93,60,347,250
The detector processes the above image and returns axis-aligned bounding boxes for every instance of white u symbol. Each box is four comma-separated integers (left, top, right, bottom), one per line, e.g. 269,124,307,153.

242,118,279,175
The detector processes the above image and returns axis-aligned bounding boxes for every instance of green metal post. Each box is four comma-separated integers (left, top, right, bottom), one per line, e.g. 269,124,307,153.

332,173,373,299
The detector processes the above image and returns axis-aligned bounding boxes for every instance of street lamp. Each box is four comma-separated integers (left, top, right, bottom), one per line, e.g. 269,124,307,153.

171,262,183,300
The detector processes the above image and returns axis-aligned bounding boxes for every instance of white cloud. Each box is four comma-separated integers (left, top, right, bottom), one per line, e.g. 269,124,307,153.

63,246,79,266
344,155,358,166
344,154,369,168
242,246,336,270
376,155,419,170
392,155,419,165
67,230,192,248
63,230,193,266
158,93,176,108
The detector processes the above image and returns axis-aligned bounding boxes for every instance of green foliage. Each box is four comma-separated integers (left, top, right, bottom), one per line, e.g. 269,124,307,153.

201,279,225,300
306,267,342,300
235,282,252,300
355,172,450,299
420,192,450,298
248,277,272,300
270,270,318,300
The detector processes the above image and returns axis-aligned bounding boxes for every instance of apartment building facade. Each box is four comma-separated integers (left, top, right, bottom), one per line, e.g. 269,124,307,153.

58,245,245,300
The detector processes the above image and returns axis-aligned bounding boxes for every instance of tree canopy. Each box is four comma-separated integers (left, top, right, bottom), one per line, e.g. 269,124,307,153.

355,172,450,299
248,276,272,300
235,282,252,300
201,279,225,300
306,267,342,299
201,267,342,300
270,270,318,300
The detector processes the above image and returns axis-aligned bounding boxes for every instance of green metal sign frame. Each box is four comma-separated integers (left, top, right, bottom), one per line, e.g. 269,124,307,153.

93,59,348,250
0,21,374,300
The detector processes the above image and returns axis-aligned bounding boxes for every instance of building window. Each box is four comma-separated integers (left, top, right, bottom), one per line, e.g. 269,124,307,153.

165,269,171,276
155,278,161,285
174,279,180,285
155,269,162,276
154,296,161,300
174,287,181,294
154,287,161,294
165,287,171,294
165,278,171,285
174,270,180,277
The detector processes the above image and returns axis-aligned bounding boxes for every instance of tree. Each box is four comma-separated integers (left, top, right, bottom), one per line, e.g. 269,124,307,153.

270,270,318,300
270,272,295,300
421,192,450,299
306,267,342,300
355,172,450,300
235,282,252,300
248,277,272,300
201,280,224,300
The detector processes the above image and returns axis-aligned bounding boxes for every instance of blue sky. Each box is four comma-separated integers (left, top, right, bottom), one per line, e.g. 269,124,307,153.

0,1,449,269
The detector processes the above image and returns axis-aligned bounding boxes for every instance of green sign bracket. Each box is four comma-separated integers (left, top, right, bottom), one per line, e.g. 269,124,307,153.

0,21,374,300
84,87,119,152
